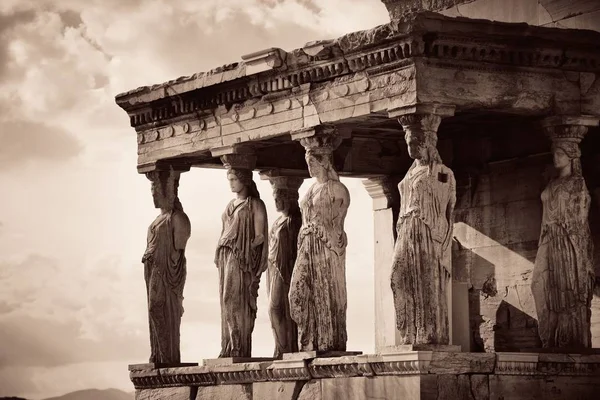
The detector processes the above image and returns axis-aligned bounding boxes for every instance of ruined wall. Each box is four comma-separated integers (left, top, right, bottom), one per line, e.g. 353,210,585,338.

381,0,600,32
439,0,600,32
449,121,600,351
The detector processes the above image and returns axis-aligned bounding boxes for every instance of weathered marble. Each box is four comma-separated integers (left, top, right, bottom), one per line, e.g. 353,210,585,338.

289,128,351,352
363,177,402,350
266,176,303,358
216,153,268,358
142,168,191,364
137,387,194,400
391,105,456,345
532,118,597,350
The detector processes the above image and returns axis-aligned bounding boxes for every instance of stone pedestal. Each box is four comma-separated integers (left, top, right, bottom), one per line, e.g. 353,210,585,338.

130,351,600,399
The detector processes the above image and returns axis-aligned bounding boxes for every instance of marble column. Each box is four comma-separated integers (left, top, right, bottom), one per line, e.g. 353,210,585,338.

532,115,599,350
388,103,457,347
142,164,192,365
363,176,402,351
288,125,351,352
211,145,269,358
260,171,305,358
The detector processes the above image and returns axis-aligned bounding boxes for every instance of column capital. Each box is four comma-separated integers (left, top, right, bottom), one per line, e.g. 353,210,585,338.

390,103,455,136
259,169,308,182
541,115,599,145
211,144,257,170
259,174,305,192
290,124,350,148
363,176,402,211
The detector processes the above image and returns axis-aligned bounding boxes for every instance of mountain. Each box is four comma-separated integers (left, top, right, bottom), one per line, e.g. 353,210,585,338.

42,389,133,400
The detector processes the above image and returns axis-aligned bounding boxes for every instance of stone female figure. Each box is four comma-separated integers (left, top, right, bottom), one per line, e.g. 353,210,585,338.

216,168,268,358
142,169,191,364
289,137,351,352
391,129,456,345
532,139,594,349
267,180,303,358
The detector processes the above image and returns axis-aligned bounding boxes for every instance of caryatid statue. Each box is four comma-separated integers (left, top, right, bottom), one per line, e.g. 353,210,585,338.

142,168,191,364
289,129,351,352
266,176,303,358
532,119,595,349
392,112,456,345
215,154,268,358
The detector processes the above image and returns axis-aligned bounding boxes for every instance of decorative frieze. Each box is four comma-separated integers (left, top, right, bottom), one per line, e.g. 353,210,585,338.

118,13,600,131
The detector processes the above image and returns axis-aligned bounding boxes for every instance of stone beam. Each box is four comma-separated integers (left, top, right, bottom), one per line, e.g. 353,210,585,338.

116,12,600,172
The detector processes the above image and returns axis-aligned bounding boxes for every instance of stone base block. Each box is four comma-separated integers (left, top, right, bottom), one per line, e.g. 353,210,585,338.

380,344,461,353
283,350,363,360
130,351,600,399
202,357,274,366
129,362,199,371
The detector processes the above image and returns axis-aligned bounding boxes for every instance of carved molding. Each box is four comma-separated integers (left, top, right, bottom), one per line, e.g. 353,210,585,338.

363,176,401,211
295,126,343,154
241,48,286,75
541,115,599,145
119,14,600,131
129,352,600,389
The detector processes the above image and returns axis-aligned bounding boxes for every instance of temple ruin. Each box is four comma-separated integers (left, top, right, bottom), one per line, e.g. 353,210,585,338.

116,1,600,398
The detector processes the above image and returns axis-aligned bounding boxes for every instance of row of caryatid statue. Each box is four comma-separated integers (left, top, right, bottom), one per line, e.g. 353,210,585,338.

140,115,596,364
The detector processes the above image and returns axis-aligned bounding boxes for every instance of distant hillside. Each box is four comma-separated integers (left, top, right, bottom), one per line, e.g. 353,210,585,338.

42,389,133,400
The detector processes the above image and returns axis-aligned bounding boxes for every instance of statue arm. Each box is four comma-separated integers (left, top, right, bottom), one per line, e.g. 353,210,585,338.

331,182,350,243
172,211,191,251
252,199,268,248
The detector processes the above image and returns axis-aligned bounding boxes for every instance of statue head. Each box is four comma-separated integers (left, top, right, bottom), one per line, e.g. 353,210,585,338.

405,129,440,164
226,168,260,198
147,168,183,211
305,150,334,180
273,188,300,214
551,140,582,176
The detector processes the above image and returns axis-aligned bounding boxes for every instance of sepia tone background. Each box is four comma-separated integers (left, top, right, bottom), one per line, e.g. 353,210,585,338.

2,0,600,398
0,1,390,398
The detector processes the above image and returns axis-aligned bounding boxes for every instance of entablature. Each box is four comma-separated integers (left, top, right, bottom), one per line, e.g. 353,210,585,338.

115,11,600,173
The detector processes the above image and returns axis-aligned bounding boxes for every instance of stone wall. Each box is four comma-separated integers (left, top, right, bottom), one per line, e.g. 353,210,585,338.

438,0,600,31
449,121,600,351
382,0,600,32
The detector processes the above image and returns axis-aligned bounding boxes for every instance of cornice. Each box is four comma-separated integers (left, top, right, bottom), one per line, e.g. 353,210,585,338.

115,11,600,132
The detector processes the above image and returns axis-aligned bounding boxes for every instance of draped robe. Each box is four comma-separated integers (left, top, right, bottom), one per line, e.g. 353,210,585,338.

391,162,455,345
267,211,302,358
289,180,349,352
216,197,268,357
532,175,594,349
143,210,189,363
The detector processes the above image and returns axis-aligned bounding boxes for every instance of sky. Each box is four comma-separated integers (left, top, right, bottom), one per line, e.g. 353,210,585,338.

0,1,391,398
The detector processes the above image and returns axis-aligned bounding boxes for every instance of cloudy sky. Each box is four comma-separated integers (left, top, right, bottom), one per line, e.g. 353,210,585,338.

0,0,391,398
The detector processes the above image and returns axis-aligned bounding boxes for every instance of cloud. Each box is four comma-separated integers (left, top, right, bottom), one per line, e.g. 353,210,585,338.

0,1,389,397
0,119,82,171
0,254,147,369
